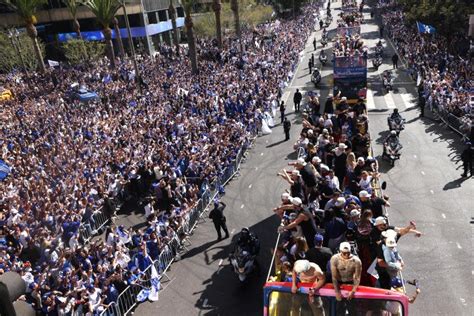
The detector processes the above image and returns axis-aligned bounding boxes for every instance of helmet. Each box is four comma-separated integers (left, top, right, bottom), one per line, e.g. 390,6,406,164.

393,108,398,113
390,130,397,136
240,227,250,239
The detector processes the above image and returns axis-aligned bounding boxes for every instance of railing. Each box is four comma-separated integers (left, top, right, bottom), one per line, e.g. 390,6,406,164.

99,130,257,316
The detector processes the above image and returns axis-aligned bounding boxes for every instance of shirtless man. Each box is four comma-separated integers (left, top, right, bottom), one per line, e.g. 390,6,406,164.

291,259,326,315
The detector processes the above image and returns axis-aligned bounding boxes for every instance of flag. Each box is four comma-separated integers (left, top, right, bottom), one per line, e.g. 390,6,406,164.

367,259,379,282
0,159,11,181
148,264,160,302
47,60,59,67
416,21,436,34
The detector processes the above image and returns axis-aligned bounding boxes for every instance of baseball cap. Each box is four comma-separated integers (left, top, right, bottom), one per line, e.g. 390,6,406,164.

350,209,361,217
375,216,387,226
281,192,290,200
335,197,346,207
314,234,324,245
359,190,370,198
290,197,302,206
381,229,397,239
291,169,300,176
339,242,351,253
312,156,322,164
294,260,311,273
385,237,397,248
296,157,307,166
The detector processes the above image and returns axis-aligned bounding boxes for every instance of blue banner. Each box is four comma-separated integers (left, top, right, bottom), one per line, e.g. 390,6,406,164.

416,21,436,34
333,56,367,79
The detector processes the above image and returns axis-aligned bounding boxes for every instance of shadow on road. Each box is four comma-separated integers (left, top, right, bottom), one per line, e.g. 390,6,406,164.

194,215,280,315
442,177,470,191
266,139,288,148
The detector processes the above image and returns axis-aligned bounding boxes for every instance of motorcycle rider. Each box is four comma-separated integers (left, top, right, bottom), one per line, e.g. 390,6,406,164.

319,49,327,64
388,109,403,130
236,227,260,257
383,130,402,157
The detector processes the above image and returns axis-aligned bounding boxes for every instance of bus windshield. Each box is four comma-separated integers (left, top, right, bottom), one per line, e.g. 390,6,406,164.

264,282,408,316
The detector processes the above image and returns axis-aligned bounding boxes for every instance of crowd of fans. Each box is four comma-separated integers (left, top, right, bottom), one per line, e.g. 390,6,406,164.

379,3,473,134
0,2,323,314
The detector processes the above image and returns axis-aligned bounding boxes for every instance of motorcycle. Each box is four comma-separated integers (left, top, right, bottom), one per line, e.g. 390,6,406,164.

324,16,332,27
230,247,257,282
311,68,321,86
375,45,383,57
383,139,402,166
388,116,406,135
382,71,394,92
372,56,382,70
321,37,328,47
319,51,328,66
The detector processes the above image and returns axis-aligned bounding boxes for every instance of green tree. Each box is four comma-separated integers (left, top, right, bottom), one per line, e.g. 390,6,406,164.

230,0,241,52
183,0,198,74
0,0,47,72
84,0,122,68
0,30,45,73
62,0,83,39
62,39,106,65
112,16,125,57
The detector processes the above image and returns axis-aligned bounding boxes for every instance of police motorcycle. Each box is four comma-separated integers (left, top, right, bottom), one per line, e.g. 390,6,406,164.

311,68,321,86
319,49,328,66
383,131,403,166
382,70,394,93
387,109,406,135
229,228,260,282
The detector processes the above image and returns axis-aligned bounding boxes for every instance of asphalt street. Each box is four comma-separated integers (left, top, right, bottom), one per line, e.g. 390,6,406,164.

125,1,473,315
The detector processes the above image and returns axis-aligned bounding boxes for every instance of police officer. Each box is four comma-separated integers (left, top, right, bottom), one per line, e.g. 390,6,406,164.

209,200,229,240
460,142,473,178
283,117,291,141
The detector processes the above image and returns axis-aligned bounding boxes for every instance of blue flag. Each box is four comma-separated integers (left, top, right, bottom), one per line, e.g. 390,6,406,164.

0,159,11,181
416,21,436,34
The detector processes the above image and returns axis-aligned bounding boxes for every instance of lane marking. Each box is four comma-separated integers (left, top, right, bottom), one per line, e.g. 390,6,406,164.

282,91,291,105
400,92,412,107
456,242,462,249
441,213,446,219
420,171,425,176
240,204,245,209
366,89,376,110
248,184,252,189
383,91,396,109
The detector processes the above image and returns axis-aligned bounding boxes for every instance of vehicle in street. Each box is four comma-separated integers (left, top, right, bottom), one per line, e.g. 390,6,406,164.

388,112,406,135
319,50,328,66
383,137,402,166
311,68,322,86
263,282,410,315
229,246,258,282
382,70,394,93
372,55,382,70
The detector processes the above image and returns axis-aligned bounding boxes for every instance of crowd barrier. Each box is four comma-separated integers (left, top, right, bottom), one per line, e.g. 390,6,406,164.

98,130,257,316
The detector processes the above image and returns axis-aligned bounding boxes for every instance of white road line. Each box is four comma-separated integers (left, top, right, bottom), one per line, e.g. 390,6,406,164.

420,171,425,175
248,184,252,189
240,204,245,209
282,91,291,105
441,213,446,219
400,92,412,107
384,91,396,109
366,89,376,110
456,242,462,249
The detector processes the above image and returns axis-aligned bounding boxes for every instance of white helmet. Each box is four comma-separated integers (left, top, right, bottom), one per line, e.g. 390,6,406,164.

390,130,397,135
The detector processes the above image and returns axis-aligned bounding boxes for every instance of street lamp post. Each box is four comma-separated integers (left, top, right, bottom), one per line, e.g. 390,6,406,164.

121,0,142,94
8,29,27,73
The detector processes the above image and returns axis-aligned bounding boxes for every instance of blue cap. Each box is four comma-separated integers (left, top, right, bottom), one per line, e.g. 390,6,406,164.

390,277,403,288
314,234,324,244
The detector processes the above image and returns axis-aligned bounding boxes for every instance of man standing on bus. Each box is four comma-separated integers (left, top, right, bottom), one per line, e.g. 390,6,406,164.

330,242,362,315
291,259,326,315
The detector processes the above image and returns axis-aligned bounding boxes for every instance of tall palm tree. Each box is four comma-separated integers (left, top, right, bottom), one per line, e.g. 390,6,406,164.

84,0,122,68
1,0,47,72
183,0,198,74
212,0,222,49
230,0,242,53
112,16,126,57
168,0,180,56
62,0,82,39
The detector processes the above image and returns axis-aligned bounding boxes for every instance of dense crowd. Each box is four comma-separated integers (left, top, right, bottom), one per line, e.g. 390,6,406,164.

0,2,323,314
380,4,473,132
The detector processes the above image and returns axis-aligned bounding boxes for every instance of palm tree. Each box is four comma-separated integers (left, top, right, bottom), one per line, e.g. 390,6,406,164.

168,0,180,56
230,0,242,53
212,0,222,49
112,16,126,57
183,0,198,74
84,0,122,68
62,0,82,39
1,0,47,72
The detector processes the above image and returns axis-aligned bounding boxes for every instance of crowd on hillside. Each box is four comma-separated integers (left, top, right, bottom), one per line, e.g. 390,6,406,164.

0,2,325,315
379,3,473,135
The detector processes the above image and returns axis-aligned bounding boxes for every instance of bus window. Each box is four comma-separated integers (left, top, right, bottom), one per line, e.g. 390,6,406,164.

267,291,405,316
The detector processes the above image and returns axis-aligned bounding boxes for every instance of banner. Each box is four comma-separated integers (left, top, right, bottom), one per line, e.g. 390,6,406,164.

333,56,367,79
416,21,436,34
47,60,59,67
